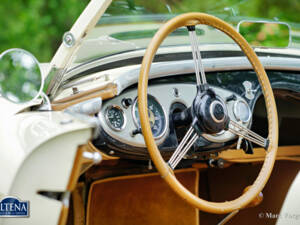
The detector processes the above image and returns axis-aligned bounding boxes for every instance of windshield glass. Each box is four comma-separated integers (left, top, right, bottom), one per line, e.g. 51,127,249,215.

74,0,300,63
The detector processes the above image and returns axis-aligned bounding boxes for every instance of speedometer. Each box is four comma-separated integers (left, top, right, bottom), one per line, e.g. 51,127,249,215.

132,95,167,139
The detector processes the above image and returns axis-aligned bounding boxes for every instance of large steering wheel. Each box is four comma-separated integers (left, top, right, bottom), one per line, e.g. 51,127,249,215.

138,13,278,214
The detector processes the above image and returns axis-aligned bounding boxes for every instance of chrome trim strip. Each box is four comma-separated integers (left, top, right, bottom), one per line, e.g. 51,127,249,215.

113,56,300,95
63,44,300,82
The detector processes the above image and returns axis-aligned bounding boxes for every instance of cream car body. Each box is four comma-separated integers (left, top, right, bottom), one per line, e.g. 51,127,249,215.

0,0,111,224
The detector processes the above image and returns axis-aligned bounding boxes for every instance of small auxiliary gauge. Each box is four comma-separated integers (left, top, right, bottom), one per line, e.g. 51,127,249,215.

233,100,252,123
105,105,126,131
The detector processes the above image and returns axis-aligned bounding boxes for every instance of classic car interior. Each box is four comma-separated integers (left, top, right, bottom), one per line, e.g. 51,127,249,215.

55,2,300,225
1,0,300,225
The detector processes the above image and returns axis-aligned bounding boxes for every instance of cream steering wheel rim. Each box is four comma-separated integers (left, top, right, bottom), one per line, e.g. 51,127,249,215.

138,13,278,214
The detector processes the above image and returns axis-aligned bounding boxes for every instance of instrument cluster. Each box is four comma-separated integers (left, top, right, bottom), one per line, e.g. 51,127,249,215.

98,83,252,149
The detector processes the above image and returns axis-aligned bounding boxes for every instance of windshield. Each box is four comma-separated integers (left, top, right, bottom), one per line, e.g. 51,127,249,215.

73,0,300,64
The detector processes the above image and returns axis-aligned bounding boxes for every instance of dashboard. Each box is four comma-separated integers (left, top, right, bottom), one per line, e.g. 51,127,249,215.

56,51,300,160
95,77,253,159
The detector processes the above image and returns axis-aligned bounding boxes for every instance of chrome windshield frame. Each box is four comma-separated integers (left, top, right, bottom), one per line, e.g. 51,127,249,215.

44,0,112,100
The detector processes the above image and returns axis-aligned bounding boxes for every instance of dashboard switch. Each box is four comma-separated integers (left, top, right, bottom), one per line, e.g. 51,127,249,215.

226,94,237,102
131,128,142,137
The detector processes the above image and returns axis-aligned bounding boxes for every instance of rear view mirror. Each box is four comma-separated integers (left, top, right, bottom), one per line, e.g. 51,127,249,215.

0,49,43,104
237,21,291,48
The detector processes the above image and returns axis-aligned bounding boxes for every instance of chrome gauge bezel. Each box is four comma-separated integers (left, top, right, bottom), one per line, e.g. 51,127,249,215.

105,105,127,131
233,99,252,123
132,94,168,140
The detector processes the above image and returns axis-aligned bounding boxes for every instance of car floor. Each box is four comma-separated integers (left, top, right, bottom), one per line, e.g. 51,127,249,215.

199,161,300,225
69,160,300,225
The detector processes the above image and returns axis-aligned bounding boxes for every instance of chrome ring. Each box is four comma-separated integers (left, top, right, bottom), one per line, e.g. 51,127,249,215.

132,94,168,140
210,100,226,123
233,100,252,123
105,105,127,131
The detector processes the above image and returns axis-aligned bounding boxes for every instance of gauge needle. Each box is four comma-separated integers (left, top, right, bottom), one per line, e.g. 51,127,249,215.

148,108,155,127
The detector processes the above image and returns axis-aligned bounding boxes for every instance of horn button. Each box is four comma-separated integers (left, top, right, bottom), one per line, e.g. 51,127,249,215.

192,88,229,134
210,101,225,122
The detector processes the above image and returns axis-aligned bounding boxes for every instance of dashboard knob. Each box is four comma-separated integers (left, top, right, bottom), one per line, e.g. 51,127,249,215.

131,128,142,137
121,98,133,108
226,94,237,102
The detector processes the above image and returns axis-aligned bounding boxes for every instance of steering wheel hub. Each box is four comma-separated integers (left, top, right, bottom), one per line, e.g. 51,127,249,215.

192,88,229,134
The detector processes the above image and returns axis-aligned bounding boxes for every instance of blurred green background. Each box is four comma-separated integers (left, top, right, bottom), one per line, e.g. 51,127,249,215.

1,0,300,62
0,0,89,62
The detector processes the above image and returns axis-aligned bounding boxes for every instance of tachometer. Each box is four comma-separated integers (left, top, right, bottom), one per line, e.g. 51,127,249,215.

105,105,126,131
132,95,167,139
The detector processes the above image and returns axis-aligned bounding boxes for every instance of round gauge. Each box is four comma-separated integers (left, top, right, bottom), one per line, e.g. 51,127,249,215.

233,100,252,123
132,95,167,139
105,105,126,131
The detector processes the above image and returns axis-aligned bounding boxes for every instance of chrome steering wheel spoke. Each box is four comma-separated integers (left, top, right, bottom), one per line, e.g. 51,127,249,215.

168,126,199,170
228,120,269,149
187,25,207,88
